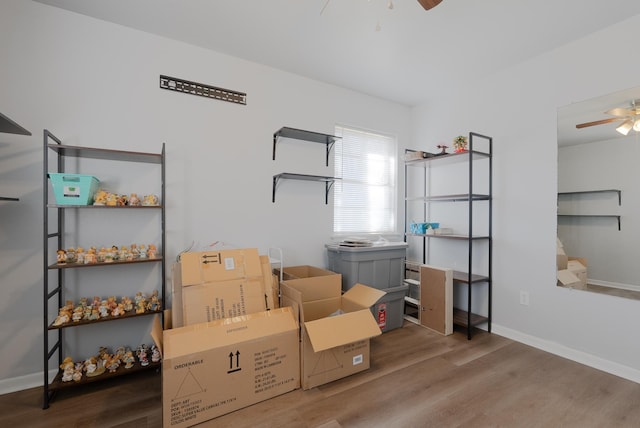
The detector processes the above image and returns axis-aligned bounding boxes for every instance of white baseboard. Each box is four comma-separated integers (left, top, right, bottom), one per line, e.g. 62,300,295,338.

0,369,57,396
589,279,640,292
492,324,640,384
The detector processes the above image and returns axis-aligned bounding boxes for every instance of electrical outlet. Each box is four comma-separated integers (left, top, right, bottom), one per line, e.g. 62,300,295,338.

520,291,530,306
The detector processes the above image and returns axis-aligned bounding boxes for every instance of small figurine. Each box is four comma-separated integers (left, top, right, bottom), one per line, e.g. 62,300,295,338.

84,356,105,377
98,300,110,318
123,350,136,369
147,244,157,259
121,295,133,312
437,144,448,155
56,249,67,264
151,345,161,363
147,290,161,312
129,193,141,206
72,362,83,382
119,245,129,261
82,306,92,321
104,246,114,263
106,193,118,206
111,245,120,261
138,244,148,259
131,243,139,259
53,302,73,326
89,308,100,320
66,247,76,264
60,357,75,382
136,296,147,314
72,305,84,322
76,247,85,264
91,296,101,310
84,247,97,264
97,247,107,263
105,354,120,373
93,189,108,205
142,194,159,206
137,344,149,367
111,302,125,317
116,194,128,206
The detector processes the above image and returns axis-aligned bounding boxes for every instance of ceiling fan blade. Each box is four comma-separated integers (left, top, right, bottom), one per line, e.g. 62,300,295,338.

417,0,443,10
605,107,634,117
575,117,623,129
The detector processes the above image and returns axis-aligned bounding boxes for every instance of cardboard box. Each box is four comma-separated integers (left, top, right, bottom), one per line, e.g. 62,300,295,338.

281,273,385,390
557,269,582,288
557,246,569,270
161,307,300,428
176,249,275,326
420,265,453,336
181,278,267,325
275,265,340,285
568,258,588,288
180,248,263,286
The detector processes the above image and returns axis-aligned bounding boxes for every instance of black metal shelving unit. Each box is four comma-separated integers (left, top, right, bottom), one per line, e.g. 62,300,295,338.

403,132,493,340
42,130,166,408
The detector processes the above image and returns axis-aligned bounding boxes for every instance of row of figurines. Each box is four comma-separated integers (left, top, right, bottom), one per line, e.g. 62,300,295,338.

56,243,158,264
93,190,160,207
60,344,161,382
52,291,161,326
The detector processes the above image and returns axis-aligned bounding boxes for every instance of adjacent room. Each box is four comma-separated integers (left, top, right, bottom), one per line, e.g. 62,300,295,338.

2,0,640,426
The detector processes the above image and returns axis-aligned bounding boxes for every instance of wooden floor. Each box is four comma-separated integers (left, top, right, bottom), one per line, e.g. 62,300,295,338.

3,322,640,427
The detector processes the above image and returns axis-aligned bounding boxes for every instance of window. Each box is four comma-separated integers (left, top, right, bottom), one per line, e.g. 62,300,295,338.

333,125,397,234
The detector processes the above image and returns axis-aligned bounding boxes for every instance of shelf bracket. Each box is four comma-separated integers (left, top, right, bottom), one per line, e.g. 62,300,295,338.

325,179,335,205
326,138,336,167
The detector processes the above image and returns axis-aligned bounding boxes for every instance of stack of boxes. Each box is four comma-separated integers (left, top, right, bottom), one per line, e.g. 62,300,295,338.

159,249,385,427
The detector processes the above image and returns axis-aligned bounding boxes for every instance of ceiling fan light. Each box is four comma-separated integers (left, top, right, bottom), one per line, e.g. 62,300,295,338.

616,120,633,135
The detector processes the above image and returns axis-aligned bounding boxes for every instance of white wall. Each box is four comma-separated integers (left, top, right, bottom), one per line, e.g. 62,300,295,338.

0,0,411,390
558,137,639,289
411,14,640,380
3,0,640,394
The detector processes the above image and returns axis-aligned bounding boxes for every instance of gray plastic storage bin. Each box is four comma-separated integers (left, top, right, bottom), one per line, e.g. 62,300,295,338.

371,284,408,333
326,242,408,291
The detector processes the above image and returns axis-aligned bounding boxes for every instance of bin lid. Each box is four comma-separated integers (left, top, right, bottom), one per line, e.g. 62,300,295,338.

325,241,408,252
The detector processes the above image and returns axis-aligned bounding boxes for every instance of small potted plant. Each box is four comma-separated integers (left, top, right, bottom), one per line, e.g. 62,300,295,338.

453,135,468,153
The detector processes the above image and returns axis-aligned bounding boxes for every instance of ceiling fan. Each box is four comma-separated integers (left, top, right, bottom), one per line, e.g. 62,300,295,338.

321,0,443,15
576,100,640,135
417,0,443,10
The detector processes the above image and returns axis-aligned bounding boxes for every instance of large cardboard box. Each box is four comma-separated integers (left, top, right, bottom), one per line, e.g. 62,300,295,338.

161,307,300,428
281,272,385,390
180,248,263,286
175,249,277,326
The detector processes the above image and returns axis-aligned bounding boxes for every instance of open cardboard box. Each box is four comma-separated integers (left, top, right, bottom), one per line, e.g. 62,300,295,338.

280,269,385,390
156,307,300,428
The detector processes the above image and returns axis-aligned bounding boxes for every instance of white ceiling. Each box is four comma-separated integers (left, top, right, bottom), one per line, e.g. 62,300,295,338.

30,0,640,147
33,0,640,109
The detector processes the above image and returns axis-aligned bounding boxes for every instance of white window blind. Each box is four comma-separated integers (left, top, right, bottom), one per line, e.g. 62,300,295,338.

333,125,397,234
